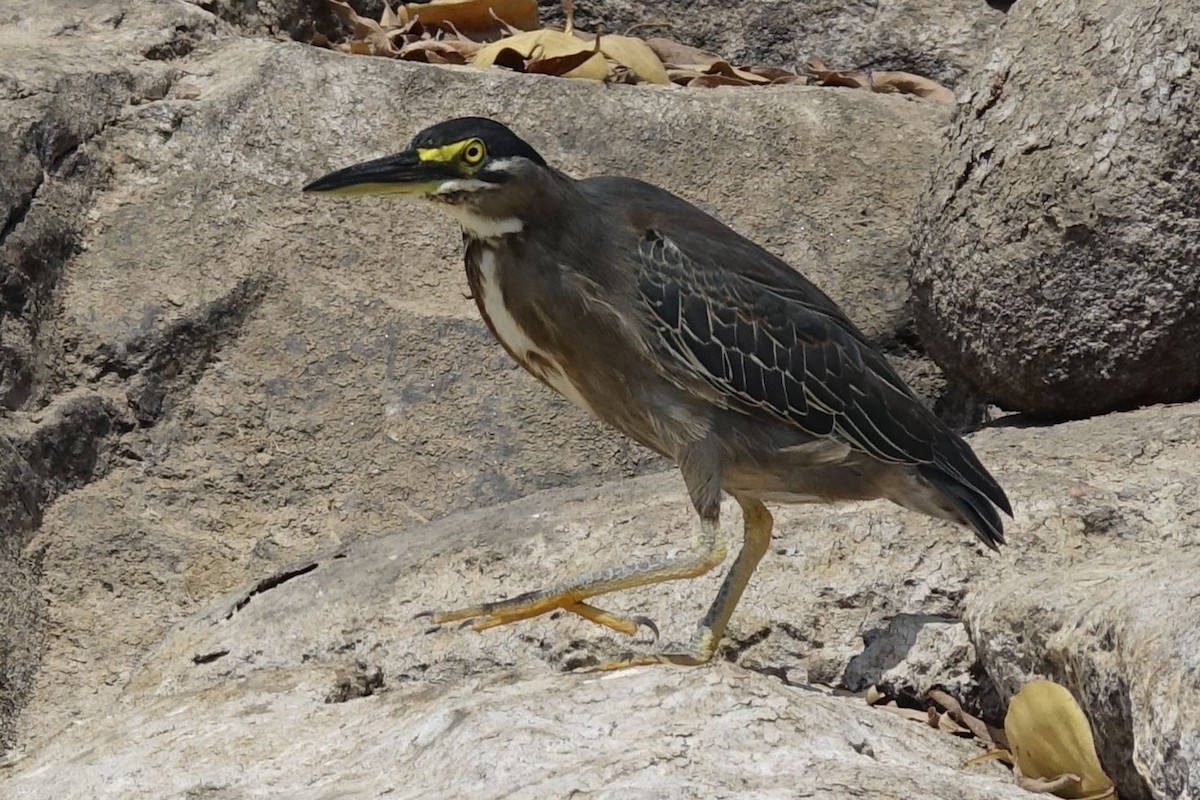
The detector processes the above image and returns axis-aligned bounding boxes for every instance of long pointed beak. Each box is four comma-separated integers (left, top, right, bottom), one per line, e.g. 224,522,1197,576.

302,150,453,197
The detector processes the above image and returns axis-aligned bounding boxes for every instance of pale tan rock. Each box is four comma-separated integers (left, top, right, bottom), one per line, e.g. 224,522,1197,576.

4,403,1197,798
966,554,1200,800
4,663,1029,800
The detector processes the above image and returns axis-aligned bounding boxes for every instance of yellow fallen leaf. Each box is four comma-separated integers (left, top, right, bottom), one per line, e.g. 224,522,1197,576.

1004,680,1116,799
474,29,608,81
574,33,669,84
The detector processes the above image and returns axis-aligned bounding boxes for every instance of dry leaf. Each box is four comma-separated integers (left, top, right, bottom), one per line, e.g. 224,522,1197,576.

1003,681,1116,800
937,711,972,736
590,34,669,84
645,37,723,68
807,59,871,90
743,65,806,85
686,74,753,88
327,0,382,38
875,702,932,723
526,48,602,76
474,29,608,80
380,3,403,28
871,71,956,104
398,38,481,64
806,57,955,103
928,688,1004,746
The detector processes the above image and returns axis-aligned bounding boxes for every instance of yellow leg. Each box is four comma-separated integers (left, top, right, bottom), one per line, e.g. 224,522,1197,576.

421,517,727,636
596,497,773,669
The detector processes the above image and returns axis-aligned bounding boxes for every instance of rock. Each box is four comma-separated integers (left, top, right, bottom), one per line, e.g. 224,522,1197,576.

967,553,1200,800
208,1,1007,88
1,663,1028,800
6,400,1200,797
911,0,1200,419
0,0,954,750
539,0,1008,88
842,614,981,707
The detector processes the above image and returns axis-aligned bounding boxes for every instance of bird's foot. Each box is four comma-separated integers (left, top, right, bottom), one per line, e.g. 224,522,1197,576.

418,593,658,638
589,629,719,672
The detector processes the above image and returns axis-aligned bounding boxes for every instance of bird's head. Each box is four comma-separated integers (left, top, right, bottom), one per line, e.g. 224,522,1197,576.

303,117,548,239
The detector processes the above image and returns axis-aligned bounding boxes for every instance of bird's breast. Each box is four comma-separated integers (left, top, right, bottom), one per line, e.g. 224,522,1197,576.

472,247,598,417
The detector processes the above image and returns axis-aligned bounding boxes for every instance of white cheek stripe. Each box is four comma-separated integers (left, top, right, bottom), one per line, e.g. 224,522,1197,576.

477,250,594,415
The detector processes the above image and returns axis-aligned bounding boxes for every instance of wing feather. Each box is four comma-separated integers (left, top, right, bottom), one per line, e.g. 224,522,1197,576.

633,228,1010,530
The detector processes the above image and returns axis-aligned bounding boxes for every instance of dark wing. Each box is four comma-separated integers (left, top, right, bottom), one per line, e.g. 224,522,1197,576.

632,226,1011,546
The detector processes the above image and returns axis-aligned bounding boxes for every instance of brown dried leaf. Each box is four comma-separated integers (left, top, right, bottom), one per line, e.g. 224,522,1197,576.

379,3,403,28
875,702,932,723
666,67,704,84
703,59,771,84
594,34,669,84
687,74,753,88
807,62,870,89
474,29,609,81
402,0,538,33
645,36,722,69
937,711,972,736
527,48,603,76
871,71,956,104
327,0,383,38
397,38,480,63
1015,772,1086,795
1004,680,1116,799
743,65,805,84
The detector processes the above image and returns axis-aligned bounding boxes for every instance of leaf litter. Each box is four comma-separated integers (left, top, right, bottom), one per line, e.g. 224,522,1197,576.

312,0,953,103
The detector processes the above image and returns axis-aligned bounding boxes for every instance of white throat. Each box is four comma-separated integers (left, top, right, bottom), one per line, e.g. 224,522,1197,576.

440,204,524,240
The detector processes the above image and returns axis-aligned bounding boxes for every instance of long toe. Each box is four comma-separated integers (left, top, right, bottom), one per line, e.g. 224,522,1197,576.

563,602,659,639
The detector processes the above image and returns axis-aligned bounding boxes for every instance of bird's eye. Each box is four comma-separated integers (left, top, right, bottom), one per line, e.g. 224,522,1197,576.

462,140,486,165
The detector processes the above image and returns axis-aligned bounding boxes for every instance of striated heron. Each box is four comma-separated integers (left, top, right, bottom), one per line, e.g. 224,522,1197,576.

303,117,1011,668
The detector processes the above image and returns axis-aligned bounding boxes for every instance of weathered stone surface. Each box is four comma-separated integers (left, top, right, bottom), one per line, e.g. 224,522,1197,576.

842,615,980,706
911,0,1200,419
540,0,1007,88
2,663,1027,800
967,554,1200,800
6,399,1199,797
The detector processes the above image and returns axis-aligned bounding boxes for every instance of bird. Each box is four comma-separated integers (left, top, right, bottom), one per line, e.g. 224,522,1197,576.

303,116,1011,669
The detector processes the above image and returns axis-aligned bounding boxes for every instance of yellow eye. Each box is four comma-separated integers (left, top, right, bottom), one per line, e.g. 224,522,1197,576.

462,140,486,165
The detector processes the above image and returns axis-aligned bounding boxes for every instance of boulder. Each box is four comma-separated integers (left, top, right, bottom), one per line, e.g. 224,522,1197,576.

911,0,1200,419
5,400,1199,798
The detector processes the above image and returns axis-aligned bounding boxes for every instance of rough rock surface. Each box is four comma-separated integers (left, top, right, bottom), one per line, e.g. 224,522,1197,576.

6,398,1200,797
911,0,1200,419
967,555,1200,800
538,0,1008,89
4,664,1028,800
0,0,954,755
842,614,980,705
